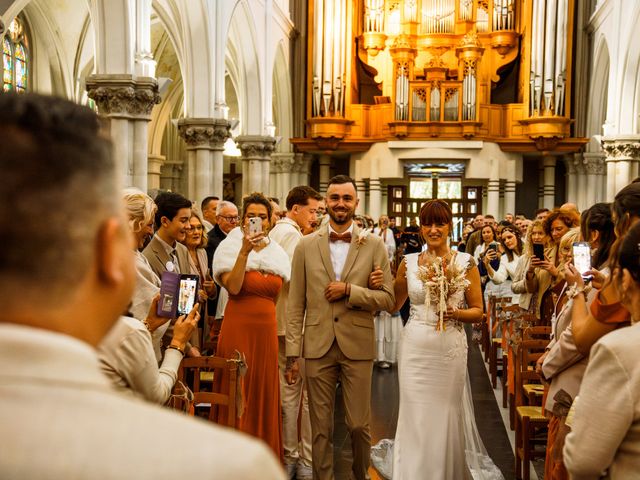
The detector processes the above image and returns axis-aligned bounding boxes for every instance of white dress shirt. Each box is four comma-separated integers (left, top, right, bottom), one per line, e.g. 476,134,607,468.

328,223,354,281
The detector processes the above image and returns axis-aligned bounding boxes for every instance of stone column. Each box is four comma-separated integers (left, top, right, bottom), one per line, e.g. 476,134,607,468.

486,158,500,217
574,158,587,210
583,153,607,204
271,152,295,203
86,74,160,190
353,156,366,214
369,157,382,221
602,136,640,198
147,154,165,191
296,153,313,189
542,156,556,209
504,180,516,218
318,155,332,195
564,156,577,206
177,118,231,203
236,135,277,196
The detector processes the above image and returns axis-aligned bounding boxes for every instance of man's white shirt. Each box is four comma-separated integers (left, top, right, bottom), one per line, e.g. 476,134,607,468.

328,223,354,281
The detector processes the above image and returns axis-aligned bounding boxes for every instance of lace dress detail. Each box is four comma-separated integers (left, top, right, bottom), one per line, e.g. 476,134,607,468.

371,252,504,480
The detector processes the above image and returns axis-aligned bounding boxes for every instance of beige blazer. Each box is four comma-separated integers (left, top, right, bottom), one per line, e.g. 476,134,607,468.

142,234,190,278
0,324,285,479
286,225,395,360
564,322,640,480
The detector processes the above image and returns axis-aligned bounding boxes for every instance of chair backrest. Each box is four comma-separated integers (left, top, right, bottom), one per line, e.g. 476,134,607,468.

177,356,238,428
514,339,549,406
522,325,552,341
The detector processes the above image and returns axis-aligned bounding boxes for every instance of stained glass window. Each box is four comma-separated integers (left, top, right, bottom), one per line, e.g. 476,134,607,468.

1,18,29,94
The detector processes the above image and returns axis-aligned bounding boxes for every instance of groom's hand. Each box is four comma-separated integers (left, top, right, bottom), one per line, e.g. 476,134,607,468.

325,281,349,302
285,357,299,385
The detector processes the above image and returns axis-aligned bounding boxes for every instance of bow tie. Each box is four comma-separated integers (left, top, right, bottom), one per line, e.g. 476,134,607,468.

329,232,352,243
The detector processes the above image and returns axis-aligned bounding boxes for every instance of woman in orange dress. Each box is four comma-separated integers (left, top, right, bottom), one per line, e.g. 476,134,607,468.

212,192,290,461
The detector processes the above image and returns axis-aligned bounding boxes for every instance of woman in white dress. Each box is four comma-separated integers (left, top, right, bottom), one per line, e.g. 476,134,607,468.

371,200,504,480
374,215,402,368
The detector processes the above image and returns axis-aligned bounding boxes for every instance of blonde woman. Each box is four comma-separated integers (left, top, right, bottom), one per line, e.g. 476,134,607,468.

97,189,199,404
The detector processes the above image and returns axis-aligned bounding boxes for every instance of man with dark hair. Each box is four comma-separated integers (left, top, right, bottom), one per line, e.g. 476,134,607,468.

270,185,322,479
144,191,199,355
484,214,496,227
465,214,485,259
143,191,192,278
286,175,394,480
201,195,219,231
0,93,283,479
535,207,550,221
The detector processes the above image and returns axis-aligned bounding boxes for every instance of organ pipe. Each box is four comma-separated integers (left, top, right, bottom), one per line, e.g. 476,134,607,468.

530,0,568,116
312,0,347,117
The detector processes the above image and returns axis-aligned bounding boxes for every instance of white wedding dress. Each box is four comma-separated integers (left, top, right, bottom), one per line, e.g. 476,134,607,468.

371,252,504,480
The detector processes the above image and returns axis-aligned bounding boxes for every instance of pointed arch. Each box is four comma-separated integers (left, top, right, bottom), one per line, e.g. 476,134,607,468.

272,39,292,152
587,35,610,149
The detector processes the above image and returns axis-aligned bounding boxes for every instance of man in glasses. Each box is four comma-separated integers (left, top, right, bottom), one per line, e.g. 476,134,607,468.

205,201,239,337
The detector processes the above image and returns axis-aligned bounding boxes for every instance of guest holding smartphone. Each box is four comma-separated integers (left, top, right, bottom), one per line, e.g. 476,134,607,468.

181,210,217,348
511,220,549,319
212,192,291,460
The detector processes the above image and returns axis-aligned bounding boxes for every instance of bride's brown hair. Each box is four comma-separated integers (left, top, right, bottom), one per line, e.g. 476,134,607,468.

419,199,453,232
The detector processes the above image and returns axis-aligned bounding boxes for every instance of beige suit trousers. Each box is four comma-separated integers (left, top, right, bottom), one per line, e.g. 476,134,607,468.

278,336,312,467
305,339,372,480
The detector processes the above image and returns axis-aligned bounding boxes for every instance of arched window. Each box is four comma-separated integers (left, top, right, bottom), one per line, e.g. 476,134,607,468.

2,17,29,93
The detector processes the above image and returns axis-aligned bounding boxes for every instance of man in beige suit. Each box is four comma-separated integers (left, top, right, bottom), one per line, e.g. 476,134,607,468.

142,191,192,278
143,192,200,354
286,175,395,480
0,93,284,479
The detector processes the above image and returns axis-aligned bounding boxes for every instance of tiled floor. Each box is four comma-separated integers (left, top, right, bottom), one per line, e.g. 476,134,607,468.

330,325,518,480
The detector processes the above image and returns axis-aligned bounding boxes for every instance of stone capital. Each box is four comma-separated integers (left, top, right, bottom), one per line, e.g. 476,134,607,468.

293,153,312,174
86,74,160,119
583,152,606,175
563,155,578,174
177,118,231,149
601,135,640,161
271,153,295,173
236,135,277,160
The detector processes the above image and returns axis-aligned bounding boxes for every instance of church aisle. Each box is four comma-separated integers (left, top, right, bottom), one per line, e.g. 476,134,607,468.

331,325,516,480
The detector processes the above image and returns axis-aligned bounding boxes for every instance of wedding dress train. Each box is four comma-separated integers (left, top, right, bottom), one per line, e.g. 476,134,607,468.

371,252,504,480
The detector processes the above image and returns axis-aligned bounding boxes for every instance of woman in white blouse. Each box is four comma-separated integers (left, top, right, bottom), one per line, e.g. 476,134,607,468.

484,224,523,304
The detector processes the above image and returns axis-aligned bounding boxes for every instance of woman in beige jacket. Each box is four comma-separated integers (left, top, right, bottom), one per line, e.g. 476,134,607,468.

563,222,640,479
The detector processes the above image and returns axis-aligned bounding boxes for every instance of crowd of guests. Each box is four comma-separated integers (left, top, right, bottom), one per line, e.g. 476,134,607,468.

3,92,640,480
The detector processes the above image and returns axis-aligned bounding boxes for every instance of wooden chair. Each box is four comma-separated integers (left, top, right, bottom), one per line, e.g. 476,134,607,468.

489,297,512,388
515,405,548,480
177,355,240,428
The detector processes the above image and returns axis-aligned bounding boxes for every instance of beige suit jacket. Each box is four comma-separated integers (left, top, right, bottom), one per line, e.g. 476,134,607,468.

564,322,640,480
142,234,190,278
286,225,395,360
0,324,285,480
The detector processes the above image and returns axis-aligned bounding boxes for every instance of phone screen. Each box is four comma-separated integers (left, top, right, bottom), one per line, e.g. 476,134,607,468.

573,242,592,278
177,276,198,316
533,243,545,261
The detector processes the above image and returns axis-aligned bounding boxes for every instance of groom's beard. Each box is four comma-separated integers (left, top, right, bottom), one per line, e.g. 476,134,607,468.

328,206,354,225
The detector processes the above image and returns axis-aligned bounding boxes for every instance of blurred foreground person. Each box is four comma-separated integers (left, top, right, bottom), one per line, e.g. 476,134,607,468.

0,93,284,479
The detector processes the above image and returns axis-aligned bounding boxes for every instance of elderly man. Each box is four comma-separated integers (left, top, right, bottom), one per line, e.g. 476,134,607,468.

0,93,284,479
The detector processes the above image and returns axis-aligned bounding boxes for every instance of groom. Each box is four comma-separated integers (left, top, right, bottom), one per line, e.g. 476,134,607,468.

286,175,395,480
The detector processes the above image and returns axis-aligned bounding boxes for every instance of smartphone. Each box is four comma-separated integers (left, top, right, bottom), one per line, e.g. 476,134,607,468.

157,272,199,318
157,271,180,318
573,242,592,279
177,274,199,316
248,217,262,235
533,243,545,261
487,242,498,252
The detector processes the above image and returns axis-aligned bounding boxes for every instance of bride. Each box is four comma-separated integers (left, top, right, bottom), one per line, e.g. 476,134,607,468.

371,200,504,480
